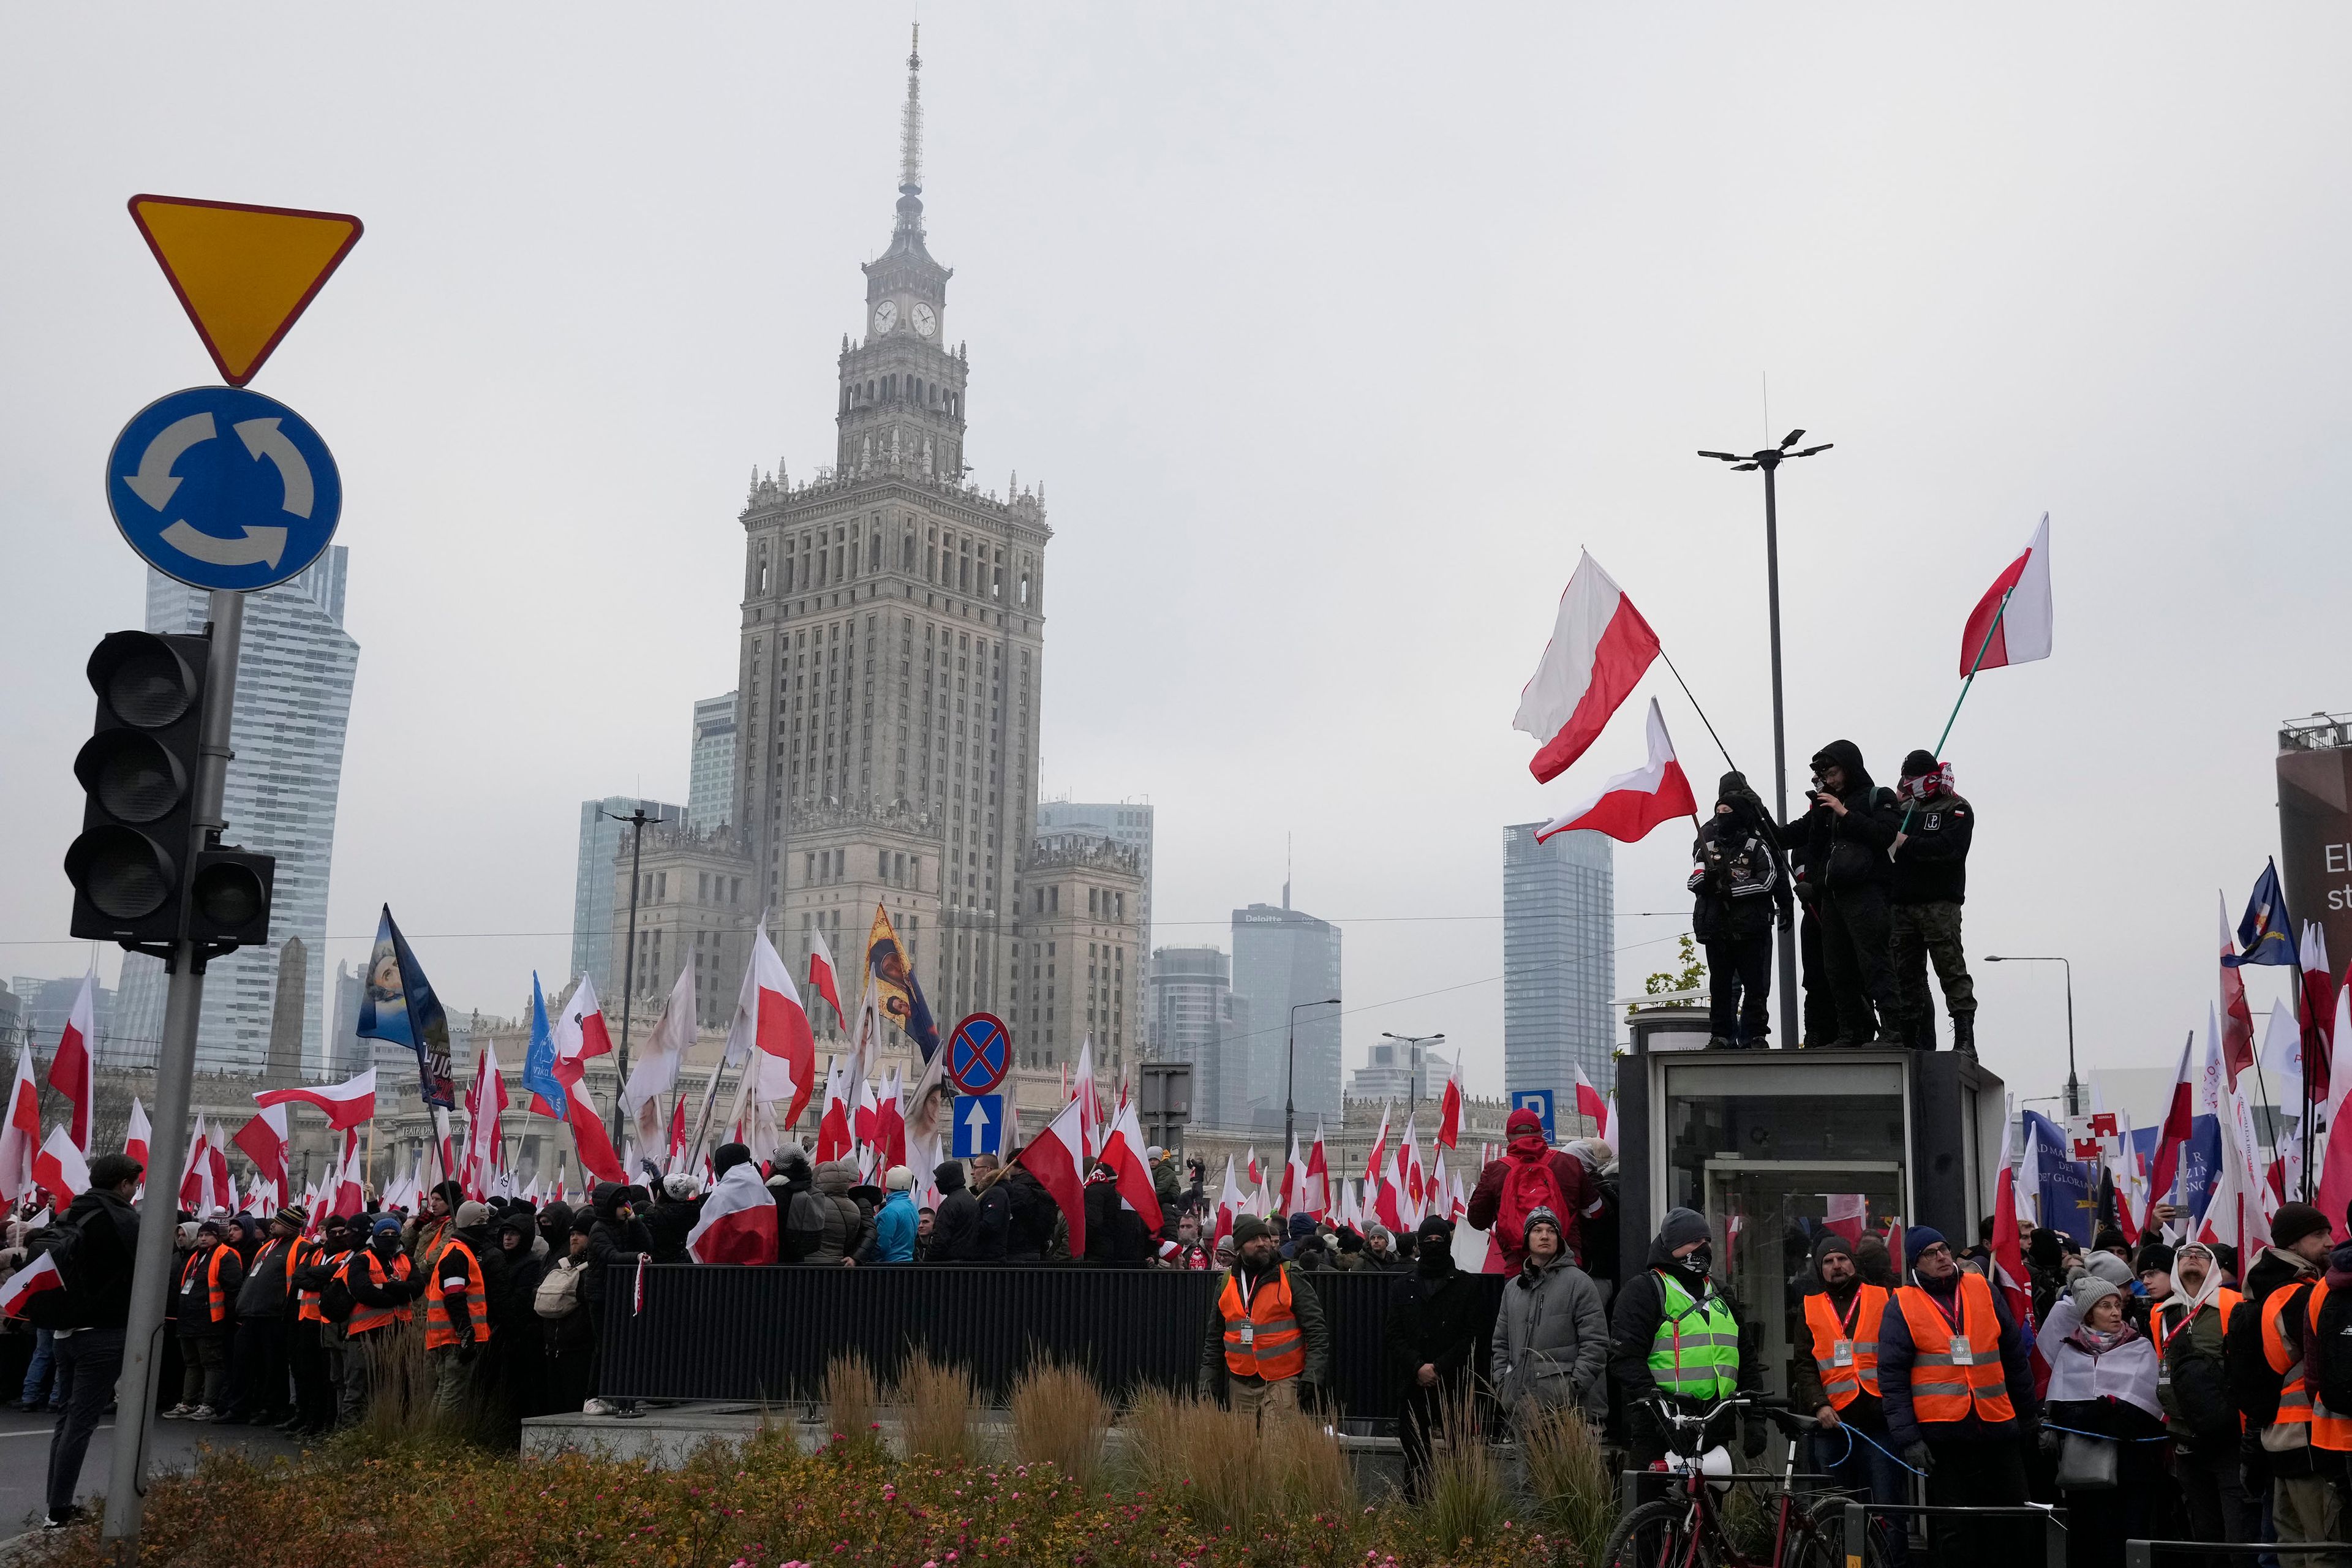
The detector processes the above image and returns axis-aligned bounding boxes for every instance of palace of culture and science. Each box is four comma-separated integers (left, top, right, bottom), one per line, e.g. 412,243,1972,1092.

608,31,1146,1099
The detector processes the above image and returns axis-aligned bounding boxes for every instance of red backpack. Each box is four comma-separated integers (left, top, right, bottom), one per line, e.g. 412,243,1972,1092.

1494,1149,1569,1257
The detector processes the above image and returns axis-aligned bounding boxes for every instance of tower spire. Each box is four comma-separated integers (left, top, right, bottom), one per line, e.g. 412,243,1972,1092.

899,23,924,200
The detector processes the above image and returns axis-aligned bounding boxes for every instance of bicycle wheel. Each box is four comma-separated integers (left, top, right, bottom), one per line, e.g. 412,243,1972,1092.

1801,1493,1899,1568
1602,1498,1700,1568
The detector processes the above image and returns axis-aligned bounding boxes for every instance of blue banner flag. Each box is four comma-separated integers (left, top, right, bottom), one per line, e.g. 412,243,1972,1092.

519,971,565,1118
2224,858,2298,968
356,903,455,1109
2024,1109,2097,1243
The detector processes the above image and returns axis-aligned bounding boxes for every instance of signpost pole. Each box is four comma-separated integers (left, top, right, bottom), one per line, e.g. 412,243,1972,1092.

105,590,243,1558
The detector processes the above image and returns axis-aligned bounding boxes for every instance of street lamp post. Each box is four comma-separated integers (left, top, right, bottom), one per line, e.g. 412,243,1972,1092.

1986,954,2076,1117
1283,996,1343,1163
1699,431,1833,1048
1381,1031,1446,1121
600,804,666,1142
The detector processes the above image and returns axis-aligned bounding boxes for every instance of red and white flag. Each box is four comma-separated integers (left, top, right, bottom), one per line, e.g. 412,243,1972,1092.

1303,1120,1331,1220
1436,1057,1463,1151
330,1128,366,1219
815,1058,854,1164
177,1115,209,1213
875,1065,908,1171
232,1106,289,1200
1017,1095,1090,1258
1514,550,1662,783
124,1097,151,1178
1360,1104,1391,1201
207,1121,231,1216
1536,698,1696,845
2315,975,2352,1234
551,976,627,1186
726,922,817,1129
0,1043,41,1203
32,1126,89,1201
687,1159,779,1264
1244,1145,1261,1188
1959,513,2053,675
2144,1031,2198,1221
1099,1095,1164,1235
1213,1155,1247,1255
0,1253,62,1319
1071,1038,1101,1161
48,969,96,1152
2301,924,2335,1110
256,1068,378,1131
807,927,847,1033
852,1074,881,1152
462,1038,510,1200
1574,1063,1609,1136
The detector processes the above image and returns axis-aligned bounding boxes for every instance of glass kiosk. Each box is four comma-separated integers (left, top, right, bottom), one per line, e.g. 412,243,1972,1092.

1612,1005,2006,1402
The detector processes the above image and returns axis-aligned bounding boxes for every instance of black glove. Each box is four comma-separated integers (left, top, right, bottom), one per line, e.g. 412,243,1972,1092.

456,1336,477,1366
1901,1441,1934,1475
1741,1414,1767,1460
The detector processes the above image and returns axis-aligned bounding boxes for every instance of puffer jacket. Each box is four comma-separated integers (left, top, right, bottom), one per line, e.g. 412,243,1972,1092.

805,1160,873,1265
1491,1251,1608,1417
1805,741,1900,892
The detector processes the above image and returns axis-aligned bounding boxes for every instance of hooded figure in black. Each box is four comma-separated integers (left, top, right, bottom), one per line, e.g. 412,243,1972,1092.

929,1159,981,1262
1383,1215,1488,1501
1887,748,1977,1053
1804,740,1904,1044
1689,771,1794,1047
584,1182,652,1321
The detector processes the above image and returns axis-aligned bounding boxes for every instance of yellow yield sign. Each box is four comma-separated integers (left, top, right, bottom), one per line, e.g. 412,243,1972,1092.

127,195,363,386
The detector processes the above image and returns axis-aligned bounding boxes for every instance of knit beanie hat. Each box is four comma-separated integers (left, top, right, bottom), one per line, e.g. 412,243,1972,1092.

2274,1202,2331,1251
1658,1207,1712,1251
455,1201,491,1229
2071,1273,2122,1314
885,1165,914,1192
1523,1205,1563,1243
1231,1215,1274,1246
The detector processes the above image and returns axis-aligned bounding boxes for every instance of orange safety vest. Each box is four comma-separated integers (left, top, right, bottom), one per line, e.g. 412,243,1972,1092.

296,1243,343,1325
2262,1281,2318,1431
425,1236,488,1351
1218,1264,1306,1383
178,1245,232,1325
1892,1272,2016,1427
342,1249,415,1336
1804,1283,1888,1409
2155,1287,2242,1356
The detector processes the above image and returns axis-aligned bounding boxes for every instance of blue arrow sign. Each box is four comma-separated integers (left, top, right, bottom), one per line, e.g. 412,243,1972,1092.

105,385,342,592
1511,1090,1556,1142
952,1093,1003,1158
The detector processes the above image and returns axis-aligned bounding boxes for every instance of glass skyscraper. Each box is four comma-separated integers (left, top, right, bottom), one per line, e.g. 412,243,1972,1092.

131,549,360,1074
1228,902,1341,1129
571,796,683,1001
1502,823,1615,1126
687,692,737,832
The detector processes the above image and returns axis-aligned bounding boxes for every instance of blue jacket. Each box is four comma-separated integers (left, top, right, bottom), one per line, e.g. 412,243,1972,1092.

873,1191,918,1264
1877,1272,2040,1449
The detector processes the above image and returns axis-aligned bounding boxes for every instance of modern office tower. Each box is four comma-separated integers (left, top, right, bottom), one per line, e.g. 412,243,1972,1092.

687,692,739,832
571,796,684,1002
1229,900,1342,1129
1502,821,1615,1124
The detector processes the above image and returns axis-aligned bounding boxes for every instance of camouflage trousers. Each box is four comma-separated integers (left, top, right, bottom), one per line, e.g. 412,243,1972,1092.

1891,900,1974,1035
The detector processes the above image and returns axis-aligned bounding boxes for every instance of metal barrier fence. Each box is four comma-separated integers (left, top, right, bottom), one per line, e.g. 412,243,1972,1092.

2125,1544,2345,1568
598,1264,1505,1421
1844,1501,2067,1568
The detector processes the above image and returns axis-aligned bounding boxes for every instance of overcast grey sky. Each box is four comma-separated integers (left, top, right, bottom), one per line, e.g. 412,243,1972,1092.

2,7,2341,1107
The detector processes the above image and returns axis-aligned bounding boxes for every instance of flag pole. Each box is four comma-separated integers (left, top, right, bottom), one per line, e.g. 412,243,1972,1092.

1899,586,2015,838
1655,647,1740,774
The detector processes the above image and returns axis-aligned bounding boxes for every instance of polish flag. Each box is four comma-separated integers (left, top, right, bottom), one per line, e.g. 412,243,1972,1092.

1574,1064,1609,1136
1990,1107,2037,1334
1536,698,1696,845
1212,1155,1246,1255
1303,1120,1331,1219
462,1038,510,1200
726,923,817,1129
1514,550,1662,783
1,1253,63,1319
2316,980,2352,1235
625,965,695,1149
1374,1109,1407,1232
666,1096,689,1173
1361,1104,1391,1201
687,1158,779,1265
1071,1038,1101,1161
124,1098,151,1177
1824,1193,1867,1246
853,1076,881,1152
330,1129,366,1219
551,977,626,1186
1599,1089,1618,1150
876,1066,908,1170
520,1174,542,1206
206,1122,231,1215
2301,924,2334,1108
815,1059,853,1164
177,1115,209,1212
256,1068,378,1131
807,927,847,1032
1244,1145,1261,1188
1959,513,2053,675
2218,897,2256,1090
1436,1057,1463,1150
1098,1096,1164,1234
2144,1031,2198,1223
1279,1131,1303,1214
47,970,96,1152
232,1104,290,1191
0,1043,41,1202
1017,1095,1090,1259
1399,1114,1427,1226
32,1126,89,1200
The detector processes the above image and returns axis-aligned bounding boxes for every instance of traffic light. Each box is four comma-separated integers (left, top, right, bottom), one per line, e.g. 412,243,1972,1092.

62,630,273,954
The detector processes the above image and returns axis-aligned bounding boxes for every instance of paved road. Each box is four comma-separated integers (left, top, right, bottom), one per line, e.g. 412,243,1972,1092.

0,1403,306,1539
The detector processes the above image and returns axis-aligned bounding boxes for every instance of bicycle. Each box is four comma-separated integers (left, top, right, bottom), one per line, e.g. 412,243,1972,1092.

1599,1395,1902,1568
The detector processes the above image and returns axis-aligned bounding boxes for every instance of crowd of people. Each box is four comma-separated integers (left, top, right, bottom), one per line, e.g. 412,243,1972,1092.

1692,741,1976,1052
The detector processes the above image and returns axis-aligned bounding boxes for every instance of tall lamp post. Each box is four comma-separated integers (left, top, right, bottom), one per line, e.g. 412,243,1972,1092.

1381,1031,1446,1120
1698,430,1833,1047
1283,996,1343,1162
600,803,667,1139
1986,954,2077,1117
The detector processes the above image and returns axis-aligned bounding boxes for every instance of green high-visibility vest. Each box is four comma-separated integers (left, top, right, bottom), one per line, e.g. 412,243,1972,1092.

1648,1270,1741,1401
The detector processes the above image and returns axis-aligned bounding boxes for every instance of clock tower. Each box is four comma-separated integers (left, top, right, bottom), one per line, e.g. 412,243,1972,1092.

837,26,968,484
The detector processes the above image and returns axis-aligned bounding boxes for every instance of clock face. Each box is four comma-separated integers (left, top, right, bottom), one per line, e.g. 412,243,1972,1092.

873,300,899,333
911,302,937,338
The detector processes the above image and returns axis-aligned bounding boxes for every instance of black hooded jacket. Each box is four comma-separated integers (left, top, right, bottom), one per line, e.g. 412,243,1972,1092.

1889,788,1973,906
1608,1229,1762,1411
645,1190,704,1264
1082,1177,1152,1267
931,1161,982,1261
586,1183,654,1310
1690,775,1793,943
1806,741,1900,892
1383,1247,1490,1398
1001,1166,1060,1261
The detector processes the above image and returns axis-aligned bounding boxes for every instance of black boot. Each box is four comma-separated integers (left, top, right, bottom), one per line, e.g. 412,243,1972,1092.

1951,1014,1976,1057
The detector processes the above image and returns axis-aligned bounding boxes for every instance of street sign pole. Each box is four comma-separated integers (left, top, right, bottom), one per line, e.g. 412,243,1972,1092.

104,590,243,1556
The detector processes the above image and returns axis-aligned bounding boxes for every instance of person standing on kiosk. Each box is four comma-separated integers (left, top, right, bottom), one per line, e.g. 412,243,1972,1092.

1789,1232,1905,1550
1877,1227,2039,1568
